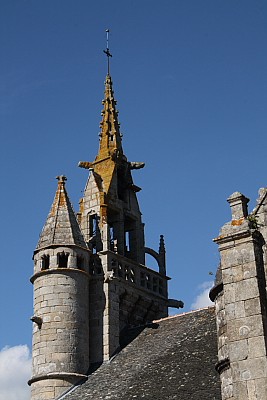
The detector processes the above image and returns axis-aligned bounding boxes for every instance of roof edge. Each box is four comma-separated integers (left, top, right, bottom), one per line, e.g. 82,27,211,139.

153,306,215,323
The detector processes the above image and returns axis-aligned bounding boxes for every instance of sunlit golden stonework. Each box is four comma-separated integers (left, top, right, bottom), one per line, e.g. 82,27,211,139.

78,74,143,225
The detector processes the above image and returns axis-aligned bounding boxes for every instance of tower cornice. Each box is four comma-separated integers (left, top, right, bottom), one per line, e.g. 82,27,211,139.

30,267,91,284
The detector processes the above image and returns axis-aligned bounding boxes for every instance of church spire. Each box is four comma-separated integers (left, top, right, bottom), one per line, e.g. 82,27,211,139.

96,74,123,162
78,74,126,197
95,28,123,162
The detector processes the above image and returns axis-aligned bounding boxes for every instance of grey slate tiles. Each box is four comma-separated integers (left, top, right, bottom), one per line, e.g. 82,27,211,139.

61,307,221,400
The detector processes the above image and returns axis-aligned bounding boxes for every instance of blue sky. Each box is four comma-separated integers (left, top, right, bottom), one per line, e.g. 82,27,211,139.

0,2,266,393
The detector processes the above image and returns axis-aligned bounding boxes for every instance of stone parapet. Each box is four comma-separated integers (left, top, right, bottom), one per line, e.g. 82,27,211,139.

97,250,169,298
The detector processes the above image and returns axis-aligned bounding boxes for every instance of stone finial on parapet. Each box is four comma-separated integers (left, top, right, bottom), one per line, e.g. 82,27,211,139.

159,235,165,255
158,235,166,275
227,192,249,223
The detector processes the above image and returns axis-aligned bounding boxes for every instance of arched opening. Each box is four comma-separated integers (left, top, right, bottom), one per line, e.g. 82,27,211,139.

41,254,50,270
57,252,69,268
144,248,160,272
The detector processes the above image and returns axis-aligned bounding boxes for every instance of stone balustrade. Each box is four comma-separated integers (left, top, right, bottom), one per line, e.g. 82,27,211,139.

90,251,168,298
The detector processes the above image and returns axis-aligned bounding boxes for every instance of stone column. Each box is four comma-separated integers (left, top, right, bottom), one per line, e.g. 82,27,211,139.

100,251,120,361
102,278,120,361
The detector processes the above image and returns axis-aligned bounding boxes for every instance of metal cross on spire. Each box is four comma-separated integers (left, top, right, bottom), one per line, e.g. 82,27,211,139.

103,29,112,75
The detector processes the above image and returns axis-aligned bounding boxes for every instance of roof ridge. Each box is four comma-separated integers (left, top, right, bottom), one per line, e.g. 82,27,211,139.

51,176,63,243
153,306,215,323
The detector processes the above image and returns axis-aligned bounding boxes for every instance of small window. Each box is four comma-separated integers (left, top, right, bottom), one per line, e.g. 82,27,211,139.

58,252,69,268
77,255,84,270
125,231,130,253
109,225,115,251
89,214,98,237
41,255,50,270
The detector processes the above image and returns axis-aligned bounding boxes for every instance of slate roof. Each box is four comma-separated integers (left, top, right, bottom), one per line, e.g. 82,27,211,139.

59,307,221,400
36,176,87,250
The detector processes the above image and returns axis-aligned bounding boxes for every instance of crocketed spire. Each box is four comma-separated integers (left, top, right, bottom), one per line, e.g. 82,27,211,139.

96,74,123,162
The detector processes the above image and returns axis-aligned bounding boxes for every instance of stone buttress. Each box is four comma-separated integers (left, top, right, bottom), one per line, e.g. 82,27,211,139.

29,176,90,400
210,191,267,399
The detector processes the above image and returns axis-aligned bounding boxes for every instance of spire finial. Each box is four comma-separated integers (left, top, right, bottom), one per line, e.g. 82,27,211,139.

56,175,67,184
159,235,166,254
103,29,112,75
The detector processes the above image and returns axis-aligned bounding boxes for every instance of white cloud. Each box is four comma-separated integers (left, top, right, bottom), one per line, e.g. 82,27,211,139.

0,345,31,400
191,281,214,310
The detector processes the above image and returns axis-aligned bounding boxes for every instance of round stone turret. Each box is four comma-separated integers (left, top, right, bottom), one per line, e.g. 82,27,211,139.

29,177,91,400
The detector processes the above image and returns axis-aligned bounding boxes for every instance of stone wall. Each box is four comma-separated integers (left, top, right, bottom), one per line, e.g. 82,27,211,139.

213,192,267,400
30,268,90,400
88,249,168,364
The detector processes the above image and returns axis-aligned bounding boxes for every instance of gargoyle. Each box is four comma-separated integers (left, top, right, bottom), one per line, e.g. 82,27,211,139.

129,162,145,170
78,161,93,169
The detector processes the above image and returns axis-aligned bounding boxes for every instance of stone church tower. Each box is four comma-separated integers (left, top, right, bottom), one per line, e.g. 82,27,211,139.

210,191,267,399
28,74,183,400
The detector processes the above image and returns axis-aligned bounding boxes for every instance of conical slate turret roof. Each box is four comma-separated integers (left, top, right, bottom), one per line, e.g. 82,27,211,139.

36,176,87,250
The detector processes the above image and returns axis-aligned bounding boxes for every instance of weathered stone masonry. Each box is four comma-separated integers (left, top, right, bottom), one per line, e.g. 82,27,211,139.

28,68,267,400
29,176,90,400
29,75,183,400
211,191,267,400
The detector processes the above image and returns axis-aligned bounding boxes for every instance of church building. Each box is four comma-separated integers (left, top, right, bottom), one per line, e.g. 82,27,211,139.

28,55,267,399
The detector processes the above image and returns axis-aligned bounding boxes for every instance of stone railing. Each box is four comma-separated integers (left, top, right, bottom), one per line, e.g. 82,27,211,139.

106,252,168,298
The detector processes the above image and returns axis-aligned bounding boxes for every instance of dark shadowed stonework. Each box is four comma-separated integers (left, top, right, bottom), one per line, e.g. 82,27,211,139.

60,307,221,400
